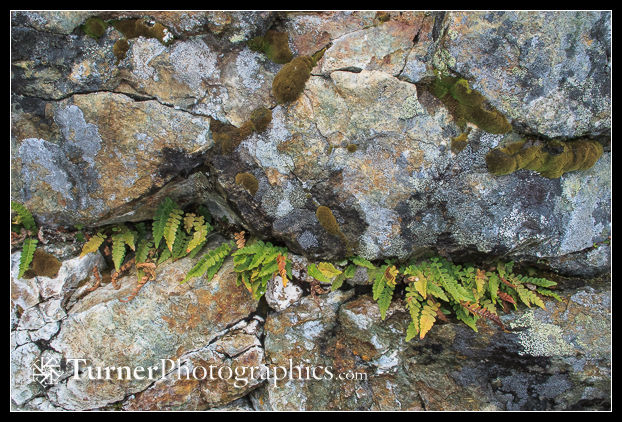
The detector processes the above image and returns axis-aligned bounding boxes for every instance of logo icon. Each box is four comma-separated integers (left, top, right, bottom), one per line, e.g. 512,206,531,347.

31,356,62,386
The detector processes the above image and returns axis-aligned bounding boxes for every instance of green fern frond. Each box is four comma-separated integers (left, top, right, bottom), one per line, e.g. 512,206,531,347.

80,232,107,257
164,208,184,252
183,241,233,284
18,238,38,278
152,197,179,249
11,201,37,232
350,256,376,269
186,216,212,254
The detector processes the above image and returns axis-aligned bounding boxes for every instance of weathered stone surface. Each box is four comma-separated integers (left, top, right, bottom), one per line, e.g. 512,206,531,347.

10,11,612,411
441,11,611,138
255,284,610,411
12,91,211,227
123,317,264,410
44,245,257,410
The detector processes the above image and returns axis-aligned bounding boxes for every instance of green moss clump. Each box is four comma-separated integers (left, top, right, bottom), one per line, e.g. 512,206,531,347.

110,18,173,45
450,130,470,154
272,55,315,104
82,17,108,39
374,11,391,23
113,39,130,61
235,172,259,196
346,143,358,153
430,75,512,135
23,249,62,279
248,30,293,64
316,205,347,241
212,120,255,154
249,107,272,132
486,139,604,178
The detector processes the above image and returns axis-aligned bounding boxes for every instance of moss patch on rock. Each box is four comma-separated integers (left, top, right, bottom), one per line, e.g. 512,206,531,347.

430,75,512,134
249,107,272,132
235,172,259,195
82,17,108,39
23,249,62,279
248,30,293,64
485,139,604,178
272,55,314,104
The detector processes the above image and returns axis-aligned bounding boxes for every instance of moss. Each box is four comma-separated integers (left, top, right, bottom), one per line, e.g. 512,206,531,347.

23,249,62,279
235,172,259,195
450,130,470,154
249,107,272,132
346,143,358,153
272,55,315,104
113,39,130,61
486,139,604,178
82,17,108,39
316,205,348,243
110,18,173,45
248,30,293,64
485,148,518,175
374,11,391,23
430,75,512,135
211,119,255,154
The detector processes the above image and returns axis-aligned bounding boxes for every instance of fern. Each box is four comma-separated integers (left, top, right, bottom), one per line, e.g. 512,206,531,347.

18,238,38,278
186,216,212,254
80,232,107,257
11,201,37,232
183,241,233,284
152,197,178,249
231,240,290,300
164,208,184,252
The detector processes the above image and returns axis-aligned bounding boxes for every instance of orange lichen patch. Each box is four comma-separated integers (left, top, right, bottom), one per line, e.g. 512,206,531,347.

264,167,285,186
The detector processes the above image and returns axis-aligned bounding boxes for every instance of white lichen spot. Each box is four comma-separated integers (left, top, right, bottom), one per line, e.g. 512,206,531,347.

236,49,264,92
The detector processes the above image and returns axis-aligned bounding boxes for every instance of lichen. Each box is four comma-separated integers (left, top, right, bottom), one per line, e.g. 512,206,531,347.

235,172,259,196
247,30,293,64
485,138,604,178
430,75,512,134
272,55,314,104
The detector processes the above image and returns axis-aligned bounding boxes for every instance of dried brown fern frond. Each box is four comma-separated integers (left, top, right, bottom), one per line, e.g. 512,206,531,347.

111,258,135,290
277,254,287,287
462,301,505,329
234,231,246,249
86,266,102,292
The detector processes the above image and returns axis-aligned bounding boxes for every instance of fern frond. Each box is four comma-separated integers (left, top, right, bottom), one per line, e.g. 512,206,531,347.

152,197,179,248
331,264,356,291
182,242,233,283
11,201,37,232
308,263,332,283
18,238,38,278
183,213,197,234
277,254,288,287
536,288,562,302
80,232,106,257
350,256,376,269
419,300,440,339
111,233,128,271
164,208,184,252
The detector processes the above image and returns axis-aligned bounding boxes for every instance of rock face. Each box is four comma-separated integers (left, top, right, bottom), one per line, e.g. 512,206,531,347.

11,11,611,411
